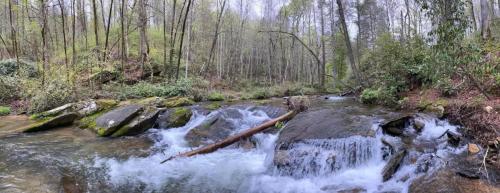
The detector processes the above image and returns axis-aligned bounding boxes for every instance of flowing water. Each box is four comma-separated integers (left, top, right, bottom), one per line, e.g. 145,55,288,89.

0,97,466,193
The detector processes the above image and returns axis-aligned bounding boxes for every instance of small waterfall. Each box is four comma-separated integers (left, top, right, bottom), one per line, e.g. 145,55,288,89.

276,136,381,177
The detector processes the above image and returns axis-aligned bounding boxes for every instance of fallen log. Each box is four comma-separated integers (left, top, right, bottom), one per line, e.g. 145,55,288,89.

161,110,298,163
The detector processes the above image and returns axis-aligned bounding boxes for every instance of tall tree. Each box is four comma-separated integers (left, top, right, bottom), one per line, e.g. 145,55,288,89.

175,0,194,81
138,0,150,77
92,0,100,60
8,0,20,71
205,0,227,77
480,0,491,40
104,0,114,61
336,0,361,84
58,0,69,82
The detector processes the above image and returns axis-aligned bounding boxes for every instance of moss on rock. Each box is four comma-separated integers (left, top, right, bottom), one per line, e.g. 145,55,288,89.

168,107,193,127
207,92,225,101
0,106,11,116
163,97,194,108
204,102,222,110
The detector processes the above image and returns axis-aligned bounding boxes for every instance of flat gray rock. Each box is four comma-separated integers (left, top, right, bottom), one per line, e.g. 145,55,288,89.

95,105,143,136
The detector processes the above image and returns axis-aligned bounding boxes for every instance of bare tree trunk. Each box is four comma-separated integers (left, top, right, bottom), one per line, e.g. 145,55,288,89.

469,0,477,31
104,0,114,61
168,0,178,81
8,0,20,72
72,0,76,68
336,0,361,85
41,0,48,86
92,0,100,60
163,0,168,78
319,0,326,88
58,0,69,82
175,0,193,81
205,0,227,77
121,0,126,85
480,0,491,40
138,0,149,77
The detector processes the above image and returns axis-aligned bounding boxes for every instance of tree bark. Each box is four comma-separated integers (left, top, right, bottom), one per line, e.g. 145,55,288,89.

92,0,100,60
8,0,20,72
336,0,362,85
175,0,193,81
205,0,227,77
138,0,150,78
480,0,491,40
161,110,298,163
58,0,69,82
319,0,326,87
104,0,114,61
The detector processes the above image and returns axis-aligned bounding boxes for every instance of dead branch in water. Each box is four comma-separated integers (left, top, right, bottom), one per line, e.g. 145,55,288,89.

161,110,297,163
161,97,309,163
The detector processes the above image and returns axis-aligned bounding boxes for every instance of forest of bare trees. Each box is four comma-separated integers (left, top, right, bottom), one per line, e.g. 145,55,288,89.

0,0,499,112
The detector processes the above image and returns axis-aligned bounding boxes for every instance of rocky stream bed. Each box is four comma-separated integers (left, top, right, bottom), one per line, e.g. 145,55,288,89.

0,96,498,193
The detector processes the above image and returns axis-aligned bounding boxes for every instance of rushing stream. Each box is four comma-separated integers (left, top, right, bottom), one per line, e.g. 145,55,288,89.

0,97,468,193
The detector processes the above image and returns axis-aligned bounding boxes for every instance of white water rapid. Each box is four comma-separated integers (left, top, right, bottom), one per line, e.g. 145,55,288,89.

94,100,465,193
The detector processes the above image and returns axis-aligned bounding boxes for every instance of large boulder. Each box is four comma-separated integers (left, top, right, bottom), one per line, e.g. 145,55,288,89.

155,107,193,128
111,108,161,137
276,108,376,148
22,112,79,132
380,115,413,136
94,105,143,136
89,70,118,85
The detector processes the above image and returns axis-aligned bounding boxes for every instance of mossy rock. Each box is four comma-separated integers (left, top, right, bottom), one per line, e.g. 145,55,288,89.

30,103,74,120
207,92,225,101
0,106,11,116
204,102,222,110
424,104,445,118
163,97,194,108
137,97,165,107
22,113,79,132
89,70,118,84
111,108,161,137
96,99,118,110
168,107,193,127
94,105,143,136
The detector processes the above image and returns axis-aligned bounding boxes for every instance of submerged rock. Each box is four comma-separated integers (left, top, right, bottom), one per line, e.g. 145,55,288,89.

111,108,161,137
155,107,193,128
382,149,407,181
94,105,143,136
23,112,79,132
185,108,241,147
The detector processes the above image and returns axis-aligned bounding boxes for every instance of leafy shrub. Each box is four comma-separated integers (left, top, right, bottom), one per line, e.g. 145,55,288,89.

360,87,397,106
122,79,193,98
0,106,10,116
28,80,74,113
250,88,271,99
435,78,457,96
207,92,225,101
0,59,38,77
360,88,381,104
0,76,20,103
